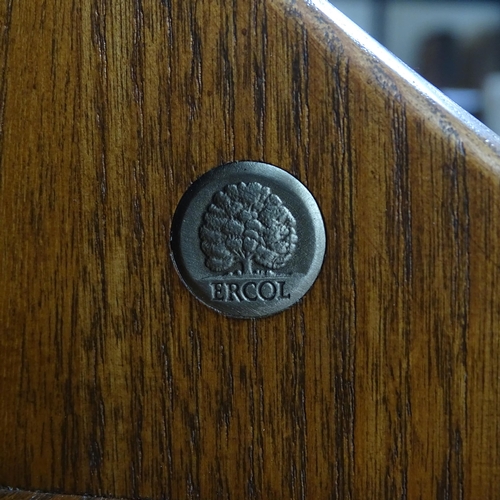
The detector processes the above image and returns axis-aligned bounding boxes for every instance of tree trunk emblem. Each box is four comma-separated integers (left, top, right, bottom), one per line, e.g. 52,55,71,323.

199,182,298,275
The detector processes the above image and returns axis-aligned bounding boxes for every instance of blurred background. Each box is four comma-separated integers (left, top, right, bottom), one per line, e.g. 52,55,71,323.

330,0,500,134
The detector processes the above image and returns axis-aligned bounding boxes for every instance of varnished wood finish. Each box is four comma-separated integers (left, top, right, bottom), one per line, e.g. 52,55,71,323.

1,0,500,497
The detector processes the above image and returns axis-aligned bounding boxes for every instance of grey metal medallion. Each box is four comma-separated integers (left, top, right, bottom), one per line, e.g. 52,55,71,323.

170,161,326,318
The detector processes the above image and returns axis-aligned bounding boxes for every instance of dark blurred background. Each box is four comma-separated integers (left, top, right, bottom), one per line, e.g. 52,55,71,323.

330,0,500,134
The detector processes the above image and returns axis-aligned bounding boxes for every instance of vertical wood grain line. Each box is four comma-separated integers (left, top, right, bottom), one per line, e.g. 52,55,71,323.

388,98,412,498
323,52,357,498
439,140,469,499
0,0,13,187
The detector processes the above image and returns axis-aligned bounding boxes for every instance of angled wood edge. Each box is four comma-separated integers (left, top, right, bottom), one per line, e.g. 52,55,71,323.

280,0,500,169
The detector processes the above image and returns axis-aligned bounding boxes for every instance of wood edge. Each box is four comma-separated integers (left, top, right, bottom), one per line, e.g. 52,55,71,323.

273,0,500,178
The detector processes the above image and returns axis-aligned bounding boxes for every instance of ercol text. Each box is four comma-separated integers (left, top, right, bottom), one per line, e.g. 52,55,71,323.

210,280,290,302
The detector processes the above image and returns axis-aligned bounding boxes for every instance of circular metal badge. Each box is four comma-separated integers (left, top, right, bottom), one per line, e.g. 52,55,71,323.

170,161,326,318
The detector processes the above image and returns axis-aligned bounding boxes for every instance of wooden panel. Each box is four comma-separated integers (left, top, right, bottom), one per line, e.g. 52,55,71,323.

1,0,500,498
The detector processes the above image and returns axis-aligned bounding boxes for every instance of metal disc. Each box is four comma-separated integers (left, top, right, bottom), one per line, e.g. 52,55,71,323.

170,161,326,319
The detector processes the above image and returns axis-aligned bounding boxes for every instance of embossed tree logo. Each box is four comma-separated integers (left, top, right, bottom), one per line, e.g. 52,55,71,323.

199,182,298,275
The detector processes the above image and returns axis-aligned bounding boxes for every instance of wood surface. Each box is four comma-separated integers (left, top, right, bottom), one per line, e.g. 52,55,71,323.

1,0,500,498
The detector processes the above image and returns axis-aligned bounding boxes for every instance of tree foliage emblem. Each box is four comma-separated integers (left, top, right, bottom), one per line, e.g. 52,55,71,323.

199,182,298,275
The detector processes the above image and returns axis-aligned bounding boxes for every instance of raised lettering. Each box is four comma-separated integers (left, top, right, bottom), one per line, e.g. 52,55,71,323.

258,281,277,301
277,281,290,299
242,282,258,301
210,279,292,303
210,282,226,301
227,282,242,301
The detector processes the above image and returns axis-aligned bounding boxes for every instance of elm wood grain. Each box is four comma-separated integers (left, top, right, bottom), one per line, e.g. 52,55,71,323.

1,0,500,498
